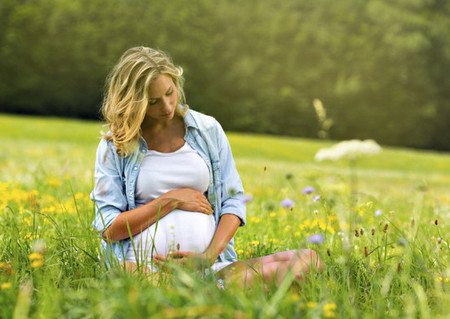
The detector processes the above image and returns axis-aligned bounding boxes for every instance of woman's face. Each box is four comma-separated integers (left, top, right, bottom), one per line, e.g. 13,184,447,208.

146,74,178,123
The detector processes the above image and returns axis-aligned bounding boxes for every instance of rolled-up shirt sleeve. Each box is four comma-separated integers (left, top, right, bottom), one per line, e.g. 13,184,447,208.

90,139,127,235
215,121,246,226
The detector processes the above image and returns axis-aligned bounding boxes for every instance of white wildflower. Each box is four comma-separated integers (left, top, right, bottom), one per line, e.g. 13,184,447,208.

314,139,382,162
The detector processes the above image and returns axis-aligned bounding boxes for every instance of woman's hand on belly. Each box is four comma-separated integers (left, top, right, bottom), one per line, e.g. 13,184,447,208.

154,250,215,271
163,188,213,215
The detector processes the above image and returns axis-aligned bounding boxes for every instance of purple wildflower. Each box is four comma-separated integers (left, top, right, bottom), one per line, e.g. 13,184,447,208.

302,186,316,195
241,194,253,204
307,233,325,244
280,198,295,208
313,195,321,202
374,209,382,217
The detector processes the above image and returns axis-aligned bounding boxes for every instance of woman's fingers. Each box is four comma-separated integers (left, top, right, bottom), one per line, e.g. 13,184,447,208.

171,188,213,214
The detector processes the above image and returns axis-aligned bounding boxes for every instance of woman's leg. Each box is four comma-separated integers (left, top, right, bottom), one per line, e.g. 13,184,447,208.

216,249,323,290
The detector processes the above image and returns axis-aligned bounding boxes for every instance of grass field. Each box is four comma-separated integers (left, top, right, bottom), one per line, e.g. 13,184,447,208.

0,113,449,318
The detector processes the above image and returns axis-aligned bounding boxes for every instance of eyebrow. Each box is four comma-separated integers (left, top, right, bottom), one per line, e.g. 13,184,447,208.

149,85,173,101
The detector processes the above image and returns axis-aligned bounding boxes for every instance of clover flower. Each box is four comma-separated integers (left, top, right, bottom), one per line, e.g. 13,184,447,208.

241,194,253,204
302,186,316,194
307,233,325,244
280,198,294,208
314,139,382,162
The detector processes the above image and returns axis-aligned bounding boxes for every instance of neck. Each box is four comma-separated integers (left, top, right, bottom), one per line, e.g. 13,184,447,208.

141,114,182,134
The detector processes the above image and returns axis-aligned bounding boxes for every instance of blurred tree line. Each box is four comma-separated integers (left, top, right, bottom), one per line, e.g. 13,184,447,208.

1,0,449,150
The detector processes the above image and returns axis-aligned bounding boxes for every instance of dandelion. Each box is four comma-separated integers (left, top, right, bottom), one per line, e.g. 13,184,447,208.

280,198,294,208
306,302,318,309
249,217,262,224
269,212,276,218
28,252,44,268
1,282,12,290
302,186,316,195
307,233,325,244
241,194,253,204
31,260,44,268
323,303,337,318
374,210,382,217
28,253,43,261
313,195,321,202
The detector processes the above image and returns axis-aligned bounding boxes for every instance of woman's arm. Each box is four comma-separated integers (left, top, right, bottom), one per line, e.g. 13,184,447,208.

204,214,241,263
103,188,213,242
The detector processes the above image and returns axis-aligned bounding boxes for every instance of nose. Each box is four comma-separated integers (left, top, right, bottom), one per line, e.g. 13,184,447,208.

161,96,171,112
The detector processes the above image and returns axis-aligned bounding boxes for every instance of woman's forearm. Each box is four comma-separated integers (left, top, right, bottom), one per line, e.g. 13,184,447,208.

102,195,176,242
102,188,213,242
204,214,241,263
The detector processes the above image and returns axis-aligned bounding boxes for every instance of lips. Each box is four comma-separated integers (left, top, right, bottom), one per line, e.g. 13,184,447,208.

163,110,174,118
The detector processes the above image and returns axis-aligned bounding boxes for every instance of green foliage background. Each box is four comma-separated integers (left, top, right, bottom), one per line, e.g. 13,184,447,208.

1,0,449,150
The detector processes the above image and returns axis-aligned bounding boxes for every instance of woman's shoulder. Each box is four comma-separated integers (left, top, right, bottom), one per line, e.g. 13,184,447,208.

186,109,220,130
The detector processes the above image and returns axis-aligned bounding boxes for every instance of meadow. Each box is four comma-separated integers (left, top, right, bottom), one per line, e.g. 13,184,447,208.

0,113,449,318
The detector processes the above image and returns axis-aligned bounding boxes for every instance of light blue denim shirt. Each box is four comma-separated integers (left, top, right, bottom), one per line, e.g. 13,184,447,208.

91,109,246,266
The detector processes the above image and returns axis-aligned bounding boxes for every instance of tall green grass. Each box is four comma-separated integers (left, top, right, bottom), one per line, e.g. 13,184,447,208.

1,114,449,318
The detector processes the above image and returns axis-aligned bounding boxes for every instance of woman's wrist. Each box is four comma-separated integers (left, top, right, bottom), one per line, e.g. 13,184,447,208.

157,191,179,211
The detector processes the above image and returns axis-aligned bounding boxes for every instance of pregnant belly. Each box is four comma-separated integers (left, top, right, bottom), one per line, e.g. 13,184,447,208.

127,210,216,262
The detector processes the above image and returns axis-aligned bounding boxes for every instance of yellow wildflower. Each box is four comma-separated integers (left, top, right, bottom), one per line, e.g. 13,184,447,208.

47,177,62,187
250,217,262,224
306,302,317,309
28,253,43,261
269,212,276,218
1,282,12,290
31,260,44,268
324,303,337,311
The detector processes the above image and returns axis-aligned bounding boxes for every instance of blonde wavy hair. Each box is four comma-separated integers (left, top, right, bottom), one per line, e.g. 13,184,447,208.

101,46,188,157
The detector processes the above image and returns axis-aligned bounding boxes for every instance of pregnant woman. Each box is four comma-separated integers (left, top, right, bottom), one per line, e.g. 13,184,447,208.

91,47,322,289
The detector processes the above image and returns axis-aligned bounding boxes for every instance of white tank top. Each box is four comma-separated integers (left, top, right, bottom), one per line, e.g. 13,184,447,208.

125,143,215,263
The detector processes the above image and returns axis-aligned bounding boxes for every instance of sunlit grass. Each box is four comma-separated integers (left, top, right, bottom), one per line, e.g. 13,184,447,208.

0,114,449,318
